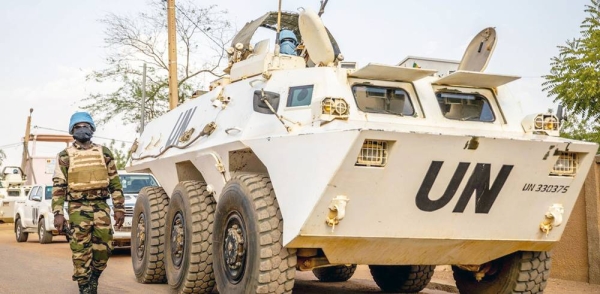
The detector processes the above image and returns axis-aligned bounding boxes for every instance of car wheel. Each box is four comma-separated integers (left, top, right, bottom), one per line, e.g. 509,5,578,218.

38,218,53,244
15,218,28,242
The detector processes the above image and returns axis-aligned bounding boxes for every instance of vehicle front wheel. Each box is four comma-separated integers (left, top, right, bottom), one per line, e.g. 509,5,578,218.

452,251,551,294
369,264,436,293
213,174,296,294
15,218,28,242
313,264,357,282
38,218,53,244
131,186,169,283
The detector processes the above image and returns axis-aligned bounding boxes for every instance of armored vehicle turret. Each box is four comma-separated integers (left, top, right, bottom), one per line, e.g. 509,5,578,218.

126,7,599,294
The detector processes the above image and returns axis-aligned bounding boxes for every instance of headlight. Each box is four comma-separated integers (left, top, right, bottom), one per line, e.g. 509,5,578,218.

550,151,579,176
521,113,560,136
320,98,350,122
355,140,389,167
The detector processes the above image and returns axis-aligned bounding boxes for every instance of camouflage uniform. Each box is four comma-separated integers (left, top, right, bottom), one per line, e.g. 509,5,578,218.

51,141,124,286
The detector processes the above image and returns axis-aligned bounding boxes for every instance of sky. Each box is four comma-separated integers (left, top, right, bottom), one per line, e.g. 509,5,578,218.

0,0,591,168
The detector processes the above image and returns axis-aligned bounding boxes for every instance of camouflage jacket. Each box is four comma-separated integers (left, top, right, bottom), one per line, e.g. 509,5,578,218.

51,141,125,214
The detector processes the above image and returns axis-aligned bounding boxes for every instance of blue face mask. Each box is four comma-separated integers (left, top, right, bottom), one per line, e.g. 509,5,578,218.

280,40,297,56
73,127,93,143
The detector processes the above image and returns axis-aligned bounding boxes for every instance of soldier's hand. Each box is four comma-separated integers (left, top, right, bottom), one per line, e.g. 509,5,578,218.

114,211,125,230
54,214,66,232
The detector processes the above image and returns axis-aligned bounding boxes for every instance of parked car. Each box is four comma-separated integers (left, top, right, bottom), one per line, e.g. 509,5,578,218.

14,184,69,244
107,172,160,247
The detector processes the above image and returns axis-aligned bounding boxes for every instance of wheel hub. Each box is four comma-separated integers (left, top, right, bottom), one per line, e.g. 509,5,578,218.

225,224,245,270
170,212,185,268
136,213,146,260
223,214,247,283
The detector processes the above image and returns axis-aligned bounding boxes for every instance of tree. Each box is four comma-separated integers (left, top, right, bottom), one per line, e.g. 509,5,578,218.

83,0,232,128
543,0,600,147
104,140,128,170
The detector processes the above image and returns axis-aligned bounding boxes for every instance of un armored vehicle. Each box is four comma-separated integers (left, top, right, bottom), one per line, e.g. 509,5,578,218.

0,166,30,223
126,7,599,294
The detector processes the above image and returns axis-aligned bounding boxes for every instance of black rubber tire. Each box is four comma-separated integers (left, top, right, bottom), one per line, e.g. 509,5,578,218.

165,181,216,294
38,218,53,244
452,251,551,294
131,186,169,283
313,264,357,282
15,218,28,242
369,265,436,293
213,174,296,294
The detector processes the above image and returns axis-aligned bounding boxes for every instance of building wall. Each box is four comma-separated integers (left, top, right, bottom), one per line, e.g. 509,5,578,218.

24,157,55,185
552,155,600,283
398,58,458,77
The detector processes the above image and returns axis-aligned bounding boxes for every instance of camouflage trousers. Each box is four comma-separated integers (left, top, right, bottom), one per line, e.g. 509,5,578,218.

68,200,113,285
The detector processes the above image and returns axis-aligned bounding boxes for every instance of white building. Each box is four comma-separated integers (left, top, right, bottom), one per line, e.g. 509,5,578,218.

397,56,460,77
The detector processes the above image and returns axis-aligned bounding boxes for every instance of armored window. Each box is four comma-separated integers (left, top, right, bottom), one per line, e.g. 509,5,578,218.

436,92,495,122
45,186,53,200
352,85,414,116
286,85,313,107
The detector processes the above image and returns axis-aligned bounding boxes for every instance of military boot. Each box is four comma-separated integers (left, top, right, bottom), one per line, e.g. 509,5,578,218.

78,283,91,294
89,271,101,294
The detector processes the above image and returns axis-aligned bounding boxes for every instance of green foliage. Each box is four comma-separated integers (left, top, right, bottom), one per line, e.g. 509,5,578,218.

83,0,232,128
543,0,600,120
104,140,128,170
560,116,600,150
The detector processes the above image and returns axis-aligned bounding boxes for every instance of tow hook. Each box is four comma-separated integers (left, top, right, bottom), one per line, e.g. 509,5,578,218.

325,195,349,232
539,204,564,236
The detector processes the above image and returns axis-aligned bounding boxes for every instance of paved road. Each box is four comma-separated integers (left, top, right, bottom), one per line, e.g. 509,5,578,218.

0,223,450,294
4,222,598,294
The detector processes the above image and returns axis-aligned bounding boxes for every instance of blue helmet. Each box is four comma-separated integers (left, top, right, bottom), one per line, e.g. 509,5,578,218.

69,111,96,134
279,30,298,45
279,30,298,55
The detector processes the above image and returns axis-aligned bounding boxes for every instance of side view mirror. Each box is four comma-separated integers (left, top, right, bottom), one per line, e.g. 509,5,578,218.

32,195,41,202
253,90,280,114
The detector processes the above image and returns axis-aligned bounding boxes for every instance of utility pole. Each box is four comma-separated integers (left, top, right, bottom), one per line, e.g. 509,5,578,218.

141,63,146,133
167,0,179,110
21,108,33,172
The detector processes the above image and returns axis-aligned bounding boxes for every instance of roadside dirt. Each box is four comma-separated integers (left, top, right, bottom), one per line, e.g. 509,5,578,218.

1,222,598,293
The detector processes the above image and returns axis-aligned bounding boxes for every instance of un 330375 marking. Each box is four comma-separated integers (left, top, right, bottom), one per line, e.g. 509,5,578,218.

522,183,569,193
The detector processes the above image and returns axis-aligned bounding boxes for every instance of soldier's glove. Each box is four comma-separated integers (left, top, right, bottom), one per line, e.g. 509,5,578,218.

114,211,125,230
54,214,66,232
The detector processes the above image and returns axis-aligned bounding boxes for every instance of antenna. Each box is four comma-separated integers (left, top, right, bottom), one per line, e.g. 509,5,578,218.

318,0,329,16
275,0,283,52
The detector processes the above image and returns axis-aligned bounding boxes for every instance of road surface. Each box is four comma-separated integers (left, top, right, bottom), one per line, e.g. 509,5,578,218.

1,222,598,293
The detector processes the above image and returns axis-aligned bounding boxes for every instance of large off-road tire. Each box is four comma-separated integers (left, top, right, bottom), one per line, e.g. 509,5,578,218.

165,181,216,294
313,264,357,282
15,218,28,242
452,251,551,294
38,218,53,244
131,186,169,283
369,265,436,293
213,174,297,293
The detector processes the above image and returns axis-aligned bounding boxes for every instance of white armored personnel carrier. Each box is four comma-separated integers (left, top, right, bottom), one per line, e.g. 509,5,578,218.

0,166,30,223
126,7,599,294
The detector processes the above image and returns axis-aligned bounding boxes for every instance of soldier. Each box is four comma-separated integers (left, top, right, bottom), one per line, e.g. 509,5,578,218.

52,111,125,294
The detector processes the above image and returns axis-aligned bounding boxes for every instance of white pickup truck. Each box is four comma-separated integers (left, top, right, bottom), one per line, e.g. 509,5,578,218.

14,172,159,246
14,184,68,243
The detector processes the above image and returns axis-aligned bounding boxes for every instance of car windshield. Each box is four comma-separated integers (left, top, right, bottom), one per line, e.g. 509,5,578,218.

45,186,53,200
120,174,158,194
